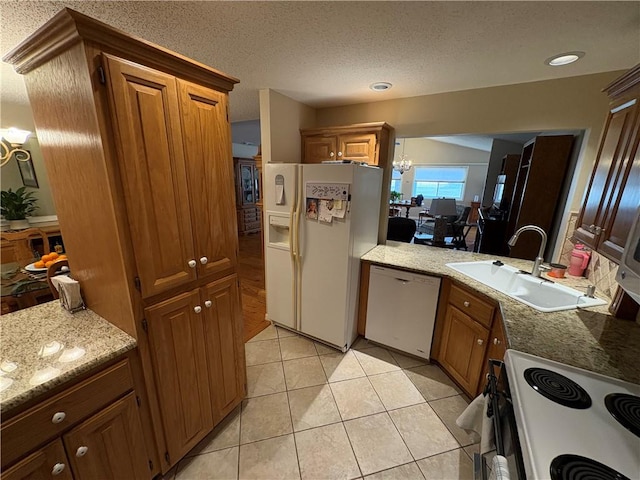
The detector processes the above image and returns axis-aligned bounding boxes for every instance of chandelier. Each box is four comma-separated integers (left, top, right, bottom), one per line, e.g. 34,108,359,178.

392,140,412,174
0,127,32,167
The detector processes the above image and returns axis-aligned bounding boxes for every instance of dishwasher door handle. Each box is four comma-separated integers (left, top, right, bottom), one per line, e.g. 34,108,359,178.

394,278,409,284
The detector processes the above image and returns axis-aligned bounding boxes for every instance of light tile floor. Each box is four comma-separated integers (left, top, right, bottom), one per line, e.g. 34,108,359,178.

169,324,478,480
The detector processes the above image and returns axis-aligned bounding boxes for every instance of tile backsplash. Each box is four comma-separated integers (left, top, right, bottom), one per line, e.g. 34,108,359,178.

559,211,619,300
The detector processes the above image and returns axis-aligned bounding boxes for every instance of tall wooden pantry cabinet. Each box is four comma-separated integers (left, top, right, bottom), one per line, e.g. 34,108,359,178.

4,9,246,474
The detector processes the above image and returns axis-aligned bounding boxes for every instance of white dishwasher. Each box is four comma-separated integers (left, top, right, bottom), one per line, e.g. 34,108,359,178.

365,265,441,359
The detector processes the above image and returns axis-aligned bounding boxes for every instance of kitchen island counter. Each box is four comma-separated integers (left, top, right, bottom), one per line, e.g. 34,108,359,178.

0,301,136,414
362,242,640,384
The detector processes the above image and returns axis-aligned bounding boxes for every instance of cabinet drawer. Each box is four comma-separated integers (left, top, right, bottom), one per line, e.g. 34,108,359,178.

448,284,495,328
1,359,133,469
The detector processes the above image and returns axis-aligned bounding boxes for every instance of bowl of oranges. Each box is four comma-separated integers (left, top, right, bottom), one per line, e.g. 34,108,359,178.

26,252,68,272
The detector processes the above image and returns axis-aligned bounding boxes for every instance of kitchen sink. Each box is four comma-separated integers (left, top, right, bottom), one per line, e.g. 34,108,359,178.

446,260,608,312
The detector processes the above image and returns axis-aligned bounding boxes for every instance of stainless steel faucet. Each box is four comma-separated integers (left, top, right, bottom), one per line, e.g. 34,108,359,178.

508,225,548,277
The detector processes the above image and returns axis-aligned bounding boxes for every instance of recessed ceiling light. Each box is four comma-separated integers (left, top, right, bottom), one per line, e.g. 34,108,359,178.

545,51,585,66
370,82,392,91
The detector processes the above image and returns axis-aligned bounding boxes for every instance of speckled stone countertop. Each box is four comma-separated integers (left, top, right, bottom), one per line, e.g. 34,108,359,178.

362,242,640,384
1,302,136,413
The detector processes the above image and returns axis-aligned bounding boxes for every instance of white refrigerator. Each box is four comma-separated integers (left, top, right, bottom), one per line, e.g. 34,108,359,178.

264,163,382,351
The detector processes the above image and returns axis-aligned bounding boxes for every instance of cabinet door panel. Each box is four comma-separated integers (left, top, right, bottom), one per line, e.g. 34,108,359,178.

575,100,638,248
103,54,195,297
339,133,377,164
178,80,238,279
599,132,640,260
62,393,148,480
3,439,72,480
145,289,213,463
439,306,489,396
303,136,337,163
202,276,246,423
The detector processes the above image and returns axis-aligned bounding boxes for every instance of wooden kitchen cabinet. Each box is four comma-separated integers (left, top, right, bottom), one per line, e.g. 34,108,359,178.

301,123,395,243
1,355,152,479
63,393,149,480
574,65,640,262
433,282,496,397
478,310,508,396
203,275,247,424
439,305,490,396
104,54,238,297
3,439,72,480
144,276,246,461
145,289,214,462
4,10,245,473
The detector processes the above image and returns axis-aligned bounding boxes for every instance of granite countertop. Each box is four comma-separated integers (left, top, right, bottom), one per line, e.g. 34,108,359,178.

362,242,640,384
1,302,136,413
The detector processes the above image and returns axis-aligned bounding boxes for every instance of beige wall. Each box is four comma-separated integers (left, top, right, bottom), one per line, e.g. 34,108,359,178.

1,102,57,216
395,138,489,205
259,89,316,164
316,71,623,213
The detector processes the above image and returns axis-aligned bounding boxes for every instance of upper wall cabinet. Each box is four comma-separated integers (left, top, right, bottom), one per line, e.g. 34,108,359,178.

300,123,390,165
300,123,395,243
574,65,640,262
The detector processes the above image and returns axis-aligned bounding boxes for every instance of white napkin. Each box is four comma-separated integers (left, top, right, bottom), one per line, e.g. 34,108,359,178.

456,393,495,454
489,455,510,480
51,275,85,312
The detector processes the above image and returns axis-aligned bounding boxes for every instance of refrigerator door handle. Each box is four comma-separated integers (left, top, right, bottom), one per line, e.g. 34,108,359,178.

295,165,304,331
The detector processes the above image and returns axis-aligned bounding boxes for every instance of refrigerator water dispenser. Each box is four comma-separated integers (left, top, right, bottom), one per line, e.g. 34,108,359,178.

267,214,290,249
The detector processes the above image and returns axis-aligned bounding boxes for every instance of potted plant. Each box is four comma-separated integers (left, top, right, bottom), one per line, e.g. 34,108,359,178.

1,187,39,230
390,191,402,203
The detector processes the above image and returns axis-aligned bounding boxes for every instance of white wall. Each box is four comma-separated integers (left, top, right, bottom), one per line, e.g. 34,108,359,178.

259,89,315,164
394,137,489,205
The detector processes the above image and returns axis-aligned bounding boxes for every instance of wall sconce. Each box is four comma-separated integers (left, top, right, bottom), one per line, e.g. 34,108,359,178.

1,127,32,167
392,139,412,175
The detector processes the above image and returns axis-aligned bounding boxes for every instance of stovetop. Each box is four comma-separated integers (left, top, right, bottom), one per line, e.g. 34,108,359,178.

504,350,640,480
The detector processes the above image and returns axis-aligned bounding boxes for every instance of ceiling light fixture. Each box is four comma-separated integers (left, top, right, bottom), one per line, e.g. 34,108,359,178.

0,127,32,167
545,51,585,66
370,82,392,92
392,139,412,175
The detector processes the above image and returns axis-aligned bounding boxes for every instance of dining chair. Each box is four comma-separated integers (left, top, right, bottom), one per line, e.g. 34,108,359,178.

1,228,51,263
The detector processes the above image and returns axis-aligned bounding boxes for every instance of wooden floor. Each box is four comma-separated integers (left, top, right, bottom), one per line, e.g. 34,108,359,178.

237,233,270,342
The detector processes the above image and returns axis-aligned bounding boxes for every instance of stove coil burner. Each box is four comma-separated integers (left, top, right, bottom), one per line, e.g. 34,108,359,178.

605,393,640,438
524,368,592,409
550,454,629,480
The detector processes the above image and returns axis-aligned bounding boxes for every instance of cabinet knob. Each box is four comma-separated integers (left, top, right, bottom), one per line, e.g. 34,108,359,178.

205,300,212,308
51,463,66,475
329,152,335,158
51,412,66,424
194,306,202,314
76,446,89,457
477,339,484,346
493,337,501,345
188,259,197,268
200,256,208,265
463,301,470,307
337,151,343,157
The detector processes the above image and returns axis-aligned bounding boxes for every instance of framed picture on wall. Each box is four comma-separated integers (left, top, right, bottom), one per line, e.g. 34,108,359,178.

17,155,39,188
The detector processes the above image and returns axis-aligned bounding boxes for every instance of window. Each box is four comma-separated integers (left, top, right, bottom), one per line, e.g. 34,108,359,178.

413,166,468,200
390,169,402,194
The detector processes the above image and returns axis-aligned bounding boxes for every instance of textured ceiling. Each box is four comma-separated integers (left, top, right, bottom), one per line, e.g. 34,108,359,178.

1,1,639,122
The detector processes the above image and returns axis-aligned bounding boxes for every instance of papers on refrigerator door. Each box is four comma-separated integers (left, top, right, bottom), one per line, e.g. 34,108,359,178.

306,183,349,223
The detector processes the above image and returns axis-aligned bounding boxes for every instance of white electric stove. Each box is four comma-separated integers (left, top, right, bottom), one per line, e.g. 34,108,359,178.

502,350,640,479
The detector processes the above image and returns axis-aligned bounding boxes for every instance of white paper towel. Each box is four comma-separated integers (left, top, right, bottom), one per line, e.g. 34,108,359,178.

51,275,85,312
456,393,495,454
488,455,510,480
